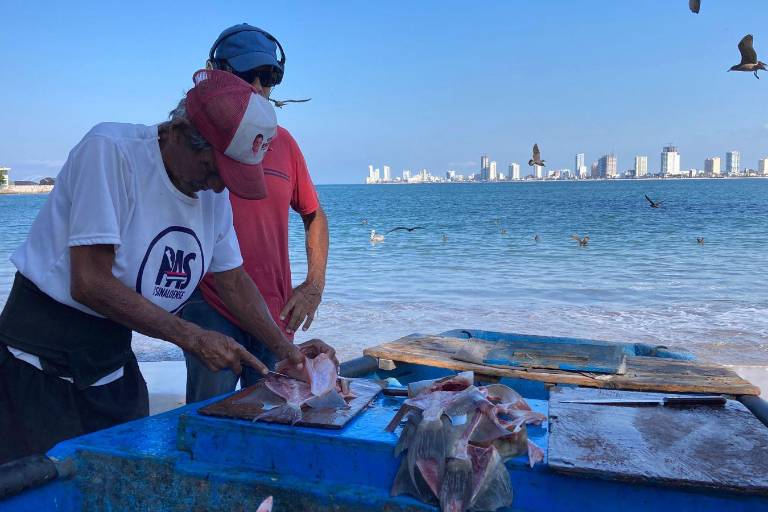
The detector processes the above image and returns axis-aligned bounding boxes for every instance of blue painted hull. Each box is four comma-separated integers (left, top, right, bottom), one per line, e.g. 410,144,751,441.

3,330,766,511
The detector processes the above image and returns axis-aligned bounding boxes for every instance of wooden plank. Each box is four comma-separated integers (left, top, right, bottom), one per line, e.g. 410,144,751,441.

198,378,383,429
547,387,768,494
455,337,627,374
363,335,760,396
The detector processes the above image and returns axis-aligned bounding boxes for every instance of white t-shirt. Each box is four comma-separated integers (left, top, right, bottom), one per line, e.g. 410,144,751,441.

12,122,243,317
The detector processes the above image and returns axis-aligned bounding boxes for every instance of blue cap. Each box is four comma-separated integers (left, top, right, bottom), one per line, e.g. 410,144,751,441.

210,24,284,73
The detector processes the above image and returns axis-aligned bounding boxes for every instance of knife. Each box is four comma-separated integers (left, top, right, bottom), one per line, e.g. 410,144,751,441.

560,395,727,407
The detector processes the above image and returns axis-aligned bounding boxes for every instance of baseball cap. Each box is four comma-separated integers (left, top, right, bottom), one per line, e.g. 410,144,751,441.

211,24,284,74
185,69,277,200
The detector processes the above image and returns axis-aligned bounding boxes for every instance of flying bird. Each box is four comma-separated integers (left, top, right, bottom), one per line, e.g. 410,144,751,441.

571,234,590,247
370,230,385,243
729,35,766,79
528,144,545,167
386,226,424,234
689,0,700,14
269,98,312,108
645,194,662,208
697,237,705,245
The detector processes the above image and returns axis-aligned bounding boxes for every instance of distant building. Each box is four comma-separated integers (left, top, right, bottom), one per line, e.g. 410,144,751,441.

489,161,498,181
759,158,768,176
419,168,429,181
575,153,584,175
598,154,617,178
726,151,740,175
481,154,489,172
508,163,521,180
366,164,379,184
661,145,680,176
590,162,599,179
402,169,411,181
0,167,9,189
533,164,543,179
39,177,55,185
446,170,456,181
383,165,391,182
634,156,648,177
705,157,721,177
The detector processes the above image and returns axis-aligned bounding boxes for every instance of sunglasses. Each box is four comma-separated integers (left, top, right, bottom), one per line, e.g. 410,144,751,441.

233,65,284,88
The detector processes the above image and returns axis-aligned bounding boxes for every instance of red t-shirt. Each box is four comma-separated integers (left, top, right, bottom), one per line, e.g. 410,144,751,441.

199,126,320,338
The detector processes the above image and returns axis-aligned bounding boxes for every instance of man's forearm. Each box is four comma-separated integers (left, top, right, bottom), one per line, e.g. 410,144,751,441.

213,266,292,358
72,271,199,351
303,206,329,290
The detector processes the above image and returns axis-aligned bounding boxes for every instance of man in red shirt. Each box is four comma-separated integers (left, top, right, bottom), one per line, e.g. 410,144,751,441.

182,24,330,402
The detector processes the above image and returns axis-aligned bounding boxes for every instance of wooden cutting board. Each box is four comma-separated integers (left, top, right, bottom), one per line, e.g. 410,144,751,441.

198,378,384,429
547,386,768,494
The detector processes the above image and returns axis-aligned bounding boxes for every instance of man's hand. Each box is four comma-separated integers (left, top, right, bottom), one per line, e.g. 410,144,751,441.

297,339,338,367
188,327,268,376
280,280,323,334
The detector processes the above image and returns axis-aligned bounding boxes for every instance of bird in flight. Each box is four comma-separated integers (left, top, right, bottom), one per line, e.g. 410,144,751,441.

386,226,424,234
571,234,590,247
645,195,662,208
269,98,312,108
528,144,546,167
729,35,766,79
697,237,705,245
370,230,385,243
689,0,700,14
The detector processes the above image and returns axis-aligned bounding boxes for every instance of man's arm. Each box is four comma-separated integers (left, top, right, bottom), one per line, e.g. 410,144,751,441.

280,205,329,333
70,244,267,375
215,265,337,366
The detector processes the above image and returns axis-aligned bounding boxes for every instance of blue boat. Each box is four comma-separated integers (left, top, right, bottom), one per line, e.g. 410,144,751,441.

2,329,767,511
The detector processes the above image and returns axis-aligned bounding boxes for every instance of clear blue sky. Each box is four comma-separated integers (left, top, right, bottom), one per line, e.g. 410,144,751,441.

1,0,767,183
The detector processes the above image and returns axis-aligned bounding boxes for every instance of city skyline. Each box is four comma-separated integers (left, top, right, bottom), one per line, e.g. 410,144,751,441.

365,144,768,183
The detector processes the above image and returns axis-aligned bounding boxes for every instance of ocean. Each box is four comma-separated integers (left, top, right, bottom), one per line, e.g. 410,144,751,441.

1,179,766,365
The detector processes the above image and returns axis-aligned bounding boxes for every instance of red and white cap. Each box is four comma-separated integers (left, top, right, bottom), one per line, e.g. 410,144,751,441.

186,69,277,200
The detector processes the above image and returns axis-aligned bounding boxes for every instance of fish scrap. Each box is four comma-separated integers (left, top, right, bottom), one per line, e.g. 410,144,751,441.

254,353,356,425
387,372,545,511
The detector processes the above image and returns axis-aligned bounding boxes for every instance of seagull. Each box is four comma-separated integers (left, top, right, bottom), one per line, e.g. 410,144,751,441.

689,0,700,14
370,230,384,243
571,234,590,247
269,98,312,108
729,35,766,79
533,234,540,242
697,237,705,244
645,194,662,208
386,226,424,234
528,144,546,167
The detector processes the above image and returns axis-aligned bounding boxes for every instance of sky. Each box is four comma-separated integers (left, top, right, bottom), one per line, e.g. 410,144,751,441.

1,0,767,183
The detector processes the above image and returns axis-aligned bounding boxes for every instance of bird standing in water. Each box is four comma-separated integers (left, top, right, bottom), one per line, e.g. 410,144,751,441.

528,144,546,167
697,237,705,245
689,0,700,14
729,35,766,79
370,230,385,243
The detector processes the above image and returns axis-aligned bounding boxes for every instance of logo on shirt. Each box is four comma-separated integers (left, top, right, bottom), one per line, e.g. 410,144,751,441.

136,226,205,313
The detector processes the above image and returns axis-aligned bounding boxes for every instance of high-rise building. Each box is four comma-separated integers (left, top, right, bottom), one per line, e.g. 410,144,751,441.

533,164,543,179
446,170,456,180
402,169,411,181
574,153,587,178
705,157,721,177
634,156,648,177
590,162,599,179
419,168,429,181
726,151,740,175
489,161,498,181
598,154,617,178
508,163,521,180
383,165,391,182
0,167,9,189
759,158,768,176
661,145,680,176
481,154,489,172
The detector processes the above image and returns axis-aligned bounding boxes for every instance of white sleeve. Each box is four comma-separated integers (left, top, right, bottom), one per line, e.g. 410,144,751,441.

208,192,243,273
65,135,131,247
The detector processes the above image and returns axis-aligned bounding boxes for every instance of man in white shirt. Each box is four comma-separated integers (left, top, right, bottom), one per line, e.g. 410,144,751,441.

0,69,335,464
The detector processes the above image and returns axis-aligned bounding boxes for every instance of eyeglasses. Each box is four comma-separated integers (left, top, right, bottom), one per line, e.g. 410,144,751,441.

234,65,284,88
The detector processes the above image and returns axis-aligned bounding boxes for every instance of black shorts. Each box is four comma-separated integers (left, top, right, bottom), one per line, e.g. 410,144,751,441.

0,344,149,465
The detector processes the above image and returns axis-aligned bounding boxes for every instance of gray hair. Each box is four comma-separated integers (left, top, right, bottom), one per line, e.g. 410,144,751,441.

168,98,212,151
